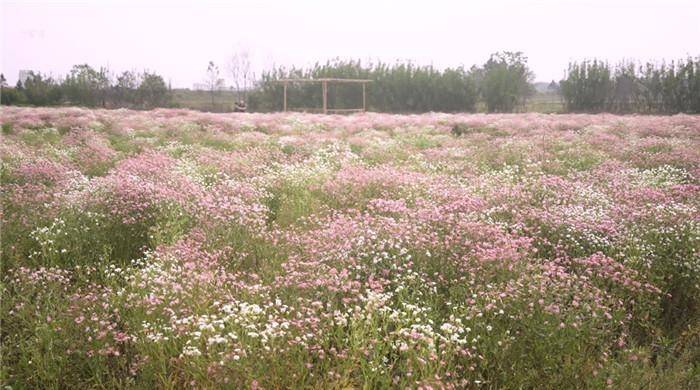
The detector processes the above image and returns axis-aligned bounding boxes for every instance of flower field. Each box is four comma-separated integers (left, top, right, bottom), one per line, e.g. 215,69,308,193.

1,107,699,388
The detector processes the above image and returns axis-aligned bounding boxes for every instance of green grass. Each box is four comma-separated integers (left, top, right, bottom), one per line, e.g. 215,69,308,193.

171,89,241,112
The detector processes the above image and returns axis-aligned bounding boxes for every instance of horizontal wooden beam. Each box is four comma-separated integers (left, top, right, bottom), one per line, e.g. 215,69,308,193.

278,78,371,114
275,78,372,84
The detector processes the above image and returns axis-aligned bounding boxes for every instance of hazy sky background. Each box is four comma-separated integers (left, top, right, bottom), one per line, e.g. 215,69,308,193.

2,0,699,88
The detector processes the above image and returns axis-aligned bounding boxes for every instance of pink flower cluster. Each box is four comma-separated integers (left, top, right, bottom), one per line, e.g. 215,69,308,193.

2,106,698,388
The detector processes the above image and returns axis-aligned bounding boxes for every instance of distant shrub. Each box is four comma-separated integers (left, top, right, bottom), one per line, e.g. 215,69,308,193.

1,87,25,105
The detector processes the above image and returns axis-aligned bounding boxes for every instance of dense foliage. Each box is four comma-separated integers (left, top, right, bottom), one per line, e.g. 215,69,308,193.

0,65,171,109
2,107,699,388
249,59,480,113
560,57,700,113
248,53,534,113
476,52,535,112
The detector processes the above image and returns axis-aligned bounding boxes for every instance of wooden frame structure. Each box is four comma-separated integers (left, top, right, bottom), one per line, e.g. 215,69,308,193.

276,78,372,114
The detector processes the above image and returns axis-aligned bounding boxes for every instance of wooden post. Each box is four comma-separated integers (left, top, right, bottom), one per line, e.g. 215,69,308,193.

362,83,366,112
283,82,287,112
276,78,370,113
322,80,328,114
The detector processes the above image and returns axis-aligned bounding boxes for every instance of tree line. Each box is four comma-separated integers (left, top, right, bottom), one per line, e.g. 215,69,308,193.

560,57,700,114
248,52,534,113
1,64,171,109
3,54,699,114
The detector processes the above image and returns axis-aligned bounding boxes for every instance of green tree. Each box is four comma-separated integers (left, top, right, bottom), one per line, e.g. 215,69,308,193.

560,57,699,113
1,87,24,105
480,51,535,112
23,72,62,106
113,70,140,107
62,64,110,107
138,72,170,109
560,60,612,112
609,62,640,113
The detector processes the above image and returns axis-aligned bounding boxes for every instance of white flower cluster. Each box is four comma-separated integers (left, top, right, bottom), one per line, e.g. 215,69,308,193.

631,165,691,188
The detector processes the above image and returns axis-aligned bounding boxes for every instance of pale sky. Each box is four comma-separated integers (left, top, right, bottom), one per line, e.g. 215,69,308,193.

2,0,699,88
